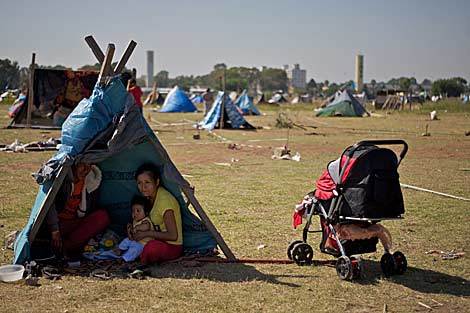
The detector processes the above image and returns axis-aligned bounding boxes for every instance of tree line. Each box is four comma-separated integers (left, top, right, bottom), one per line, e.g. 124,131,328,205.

0,57,468,98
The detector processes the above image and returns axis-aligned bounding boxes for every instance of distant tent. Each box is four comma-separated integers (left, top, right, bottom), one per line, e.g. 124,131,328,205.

190,94,204,105
268,92,288,104
315,89,368,117
159,86,197,113
199,91,255,130
255,93,266,104
229,91,238,102
8,69,98,129
144,91,165,105
234,90,261,115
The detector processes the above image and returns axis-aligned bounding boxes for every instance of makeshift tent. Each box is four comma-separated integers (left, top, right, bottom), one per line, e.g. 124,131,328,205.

190,94,204,105
234,90,261,115
8,68,98,129
255,93,266,104
14,41,235,265
268,92,288,104
199,91,255,131
315,89,368,117
159,86,197,112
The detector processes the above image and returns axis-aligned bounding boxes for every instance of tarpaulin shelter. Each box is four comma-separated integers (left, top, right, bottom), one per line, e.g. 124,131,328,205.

13,38,235,265
8,68,98,129
159,86,197,113
315,89,368,117
234,90,261,115
199,91,255,131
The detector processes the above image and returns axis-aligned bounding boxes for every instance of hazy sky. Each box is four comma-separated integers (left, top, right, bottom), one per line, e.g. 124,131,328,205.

1,0,469,83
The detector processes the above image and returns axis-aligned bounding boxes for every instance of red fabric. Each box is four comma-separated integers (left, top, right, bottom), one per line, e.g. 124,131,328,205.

140,240,183,264
59,209,110,257
129,86,143,108
292,211,304,229
59,179,84,220
314,156,357,200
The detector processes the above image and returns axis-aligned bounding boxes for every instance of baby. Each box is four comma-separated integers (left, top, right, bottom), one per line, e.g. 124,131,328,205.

117,195,154,262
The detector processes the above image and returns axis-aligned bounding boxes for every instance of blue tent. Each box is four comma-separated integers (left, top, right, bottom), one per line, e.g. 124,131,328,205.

190,94,204,105
13,77,233,265
234,90,261,115
199,91,255,131
159,86,197,112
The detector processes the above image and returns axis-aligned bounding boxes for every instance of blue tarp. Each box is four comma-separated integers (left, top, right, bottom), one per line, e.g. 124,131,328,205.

199,91,254,131
14,77,217,264
234,90,260,115
159,86,197,112
190,94,204,105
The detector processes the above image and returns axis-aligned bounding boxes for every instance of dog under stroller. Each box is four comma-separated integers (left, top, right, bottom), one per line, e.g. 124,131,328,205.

288,140,408,280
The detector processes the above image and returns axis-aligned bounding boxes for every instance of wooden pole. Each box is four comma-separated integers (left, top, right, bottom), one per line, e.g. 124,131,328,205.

84,35,113,75
219,70,226,129
181,185,236,261
26,53,36,127
114,40,137,74
98,44,115,85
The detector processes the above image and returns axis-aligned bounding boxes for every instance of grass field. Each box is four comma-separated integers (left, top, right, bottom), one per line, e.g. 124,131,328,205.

0,100,469,313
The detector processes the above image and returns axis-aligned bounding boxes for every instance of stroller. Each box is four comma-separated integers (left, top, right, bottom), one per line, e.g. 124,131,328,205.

287,140,408,280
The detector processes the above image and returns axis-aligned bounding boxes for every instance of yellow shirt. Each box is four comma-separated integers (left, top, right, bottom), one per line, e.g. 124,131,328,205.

149,187,183,245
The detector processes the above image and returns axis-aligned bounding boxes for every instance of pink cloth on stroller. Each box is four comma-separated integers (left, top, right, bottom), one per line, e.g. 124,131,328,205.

334,223,392,252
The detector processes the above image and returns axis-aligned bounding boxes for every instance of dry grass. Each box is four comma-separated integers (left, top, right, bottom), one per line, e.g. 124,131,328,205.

0,101,469,313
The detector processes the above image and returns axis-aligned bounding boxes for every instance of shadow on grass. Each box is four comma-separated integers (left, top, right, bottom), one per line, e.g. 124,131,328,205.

148,262,306,288
356,260,469,297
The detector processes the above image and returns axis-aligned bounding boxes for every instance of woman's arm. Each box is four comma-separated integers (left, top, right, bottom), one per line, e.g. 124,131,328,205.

132,210,179,242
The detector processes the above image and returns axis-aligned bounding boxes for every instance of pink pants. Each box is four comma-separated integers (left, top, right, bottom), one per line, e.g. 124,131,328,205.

59,209,110,258
140,240,183,265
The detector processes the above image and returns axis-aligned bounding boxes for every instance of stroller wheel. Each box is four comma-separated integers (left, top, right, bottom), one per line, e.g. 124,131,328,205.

287,240,303,260
350,256,362,280
380,253,396,277
393,251,407,275
336,256,353,280
291,243,314,266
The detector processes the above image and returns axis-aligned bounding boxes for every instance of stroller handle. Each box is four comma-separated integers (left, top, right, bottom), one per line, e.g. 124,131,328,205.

338,140,408,183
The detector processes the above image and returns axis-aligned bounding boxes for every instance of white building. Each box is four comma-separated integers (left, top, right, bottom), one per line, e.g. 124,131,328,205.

286,64,307,89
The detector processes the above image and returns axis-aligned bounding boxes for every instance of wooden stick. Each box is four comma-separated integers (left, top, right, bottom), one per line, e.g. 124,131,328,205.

114,40,137,74
84,35,113,75
84,35,105,63
417,302,432,310
98,44,115,85
181,185,236,261
401,183,470,201
26,53,36,127
29,163,71,242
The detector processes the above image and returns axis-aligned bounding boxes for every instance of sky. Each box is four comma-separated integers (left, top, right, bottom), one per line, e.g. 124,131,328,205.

1,0,469,83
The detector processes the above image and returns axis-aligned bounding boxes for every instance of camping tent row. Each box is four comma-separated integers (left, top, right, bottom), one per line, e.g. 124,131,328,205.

14,75,235,264
199,91,255,131
315,89,368,117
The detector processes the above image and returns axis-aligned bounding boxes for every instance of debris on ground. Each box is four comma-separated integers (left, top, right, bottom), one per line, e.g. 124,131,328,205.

257,244,266,250
228,143,241,150
5,230,19,250
0,138,60,153
465,131,470,136
421,124,431,137
271,146,301,161
430,110,438,120
275,112,293,128
425,249,465,260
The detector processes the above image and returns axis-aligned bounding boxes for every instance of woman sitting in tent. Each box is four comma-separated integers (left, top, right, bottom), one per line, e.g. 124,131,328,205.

133,163,183,264
46,163,110,260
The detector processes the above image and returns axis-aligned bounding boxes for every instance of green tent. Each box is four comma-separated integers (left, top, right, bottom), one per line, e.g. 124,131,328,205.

316,90,368,117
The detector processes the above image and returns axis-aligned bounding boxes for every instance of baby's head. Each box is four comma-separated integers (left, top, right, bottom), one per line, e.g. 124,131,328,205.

131,195,152,222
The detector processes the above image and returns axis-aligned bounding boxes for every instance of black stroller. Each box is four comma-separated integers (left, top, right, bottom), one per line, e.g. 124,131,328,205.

287,140,408,280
